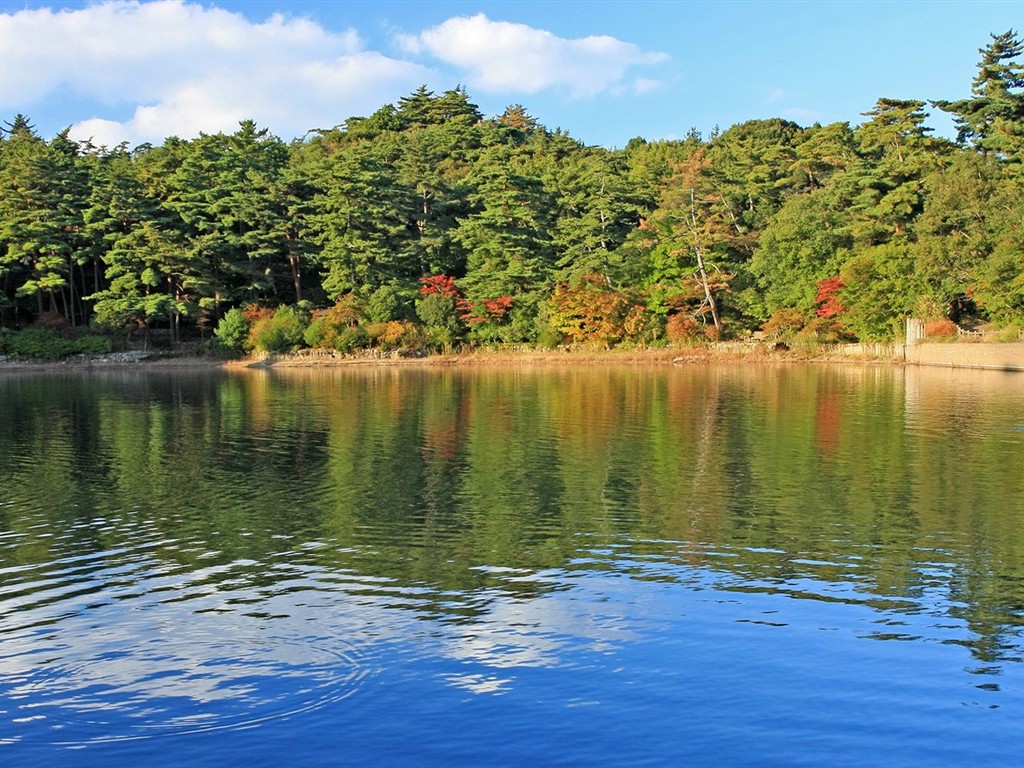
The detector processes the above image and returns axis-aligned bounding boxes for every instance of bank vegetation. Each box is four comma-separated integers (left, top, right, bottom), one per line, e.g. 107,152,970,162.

2,32,1024,362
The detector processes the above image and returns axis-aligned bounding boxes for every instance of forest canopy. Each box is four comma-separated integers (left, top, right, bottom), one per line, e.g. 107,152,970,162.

2,31,1024,354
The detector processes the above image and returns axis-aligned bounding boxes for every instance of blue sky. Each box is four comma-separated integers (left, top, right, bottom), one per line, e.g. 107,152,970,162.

0,0,1019,148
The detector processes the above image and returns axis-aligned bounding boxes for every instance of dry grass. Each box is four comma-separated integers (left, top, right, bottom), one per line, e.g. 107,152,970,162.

230,342,829,369
2,340,895,374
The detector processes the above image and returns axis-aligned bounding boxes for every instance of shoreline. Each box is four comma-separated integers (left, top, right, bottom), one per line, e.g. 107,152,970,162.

0,344,883,373
2,341,1022,373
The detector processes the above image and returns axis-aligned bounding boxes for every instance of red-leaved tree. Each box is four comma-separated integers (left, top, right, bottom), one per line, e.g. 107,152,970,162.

815,276,845,318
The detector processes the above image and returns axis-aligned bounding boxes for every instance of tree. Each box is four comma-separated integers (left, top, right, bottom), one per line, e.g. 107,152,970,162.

548,147,642,285
397,85,482,129
788,122,856,189
166,122,294,317
935,30,1024,165
223,121,300,303
84,146,180,338
838,242,918,341
911,152,1002,316
306,142,418,298
748,187,853,318
965,172,1024,326
850,98,944,242
435,86,484,127
394,123,473,277
453,144,555,312
624,136,702,210
0,118,89,322
707,118,805,232
634,149,750,334
128,139,213,340
977,226,1024,327
497,104,539,137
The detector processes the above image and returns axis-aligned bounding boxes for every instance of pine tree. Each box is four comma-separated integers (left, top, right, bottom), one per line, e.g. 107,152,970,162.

851,98,943,242
548,147,641,285
935,30,1024,165
453,144,555,307
307,144,417,298
0,117,87,321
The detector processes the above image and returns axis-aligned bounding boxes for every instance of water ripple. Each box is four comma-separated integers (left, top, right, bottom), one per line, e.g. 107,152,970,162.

0,549,384,747
5,631,370,746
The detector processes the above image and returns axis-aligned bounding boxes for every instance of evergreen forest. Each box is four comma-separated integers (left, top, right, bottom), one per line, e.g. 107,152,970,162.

2,31,1024,357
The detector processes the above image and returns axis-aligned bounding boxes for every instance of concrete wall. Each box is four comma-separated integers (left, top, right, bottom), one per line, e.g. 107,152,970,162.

905,342,1024,372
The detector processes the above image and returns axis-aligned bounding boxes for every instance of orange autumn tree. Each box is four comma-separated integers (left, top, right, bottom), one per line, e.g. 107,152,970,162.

547,274,648,346
641,148,751,336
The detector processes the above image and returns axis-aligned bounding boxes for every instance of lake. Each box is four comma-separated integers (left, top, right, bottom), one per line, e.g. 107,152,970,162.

1,363,1023,766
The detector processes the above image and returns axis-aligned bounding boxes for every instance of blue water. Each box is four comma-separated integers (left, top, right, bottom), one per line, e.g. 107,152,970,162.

1,365,1023,766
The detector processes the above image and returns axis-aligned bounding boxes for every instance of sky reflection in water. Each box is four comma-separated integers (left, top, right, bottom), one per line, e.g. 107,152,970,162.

0,364,1022,766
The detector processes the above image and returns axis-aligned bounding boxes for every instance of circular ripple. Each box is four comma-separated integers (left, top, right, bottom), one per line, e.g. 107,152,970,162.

9,630,372,745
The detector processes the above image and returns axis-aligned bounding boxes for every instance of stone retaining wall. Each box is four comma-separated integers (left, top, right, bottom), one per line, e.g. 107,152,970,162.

905,342,1024,372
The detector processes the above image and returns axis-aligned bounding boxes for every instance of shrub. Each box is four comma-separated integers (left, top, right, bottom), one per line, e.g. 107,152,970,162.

548,275,635,346
214,308,251,351
248,305,308,353
623,304,663,345
365,285,404,323
8,328,74,359
303,317,330,349
798,316,852,343
994,325,1024,342
423,325,457,351
365,320,418,350
73,335,112,356
924,318,958,338
761,307,807,339
665,314,702,343
2,329,109,359
33,311,69,332
332,325,371,353
416,292,459,329
304,296,372,352
534,321,563,349
416,293,463,351
320,295,364,326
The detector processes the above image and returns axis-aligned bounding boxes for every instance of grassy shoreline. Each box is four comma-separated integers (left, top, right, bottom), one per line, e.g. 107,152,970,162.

0,342,884,372
5,342,1021,373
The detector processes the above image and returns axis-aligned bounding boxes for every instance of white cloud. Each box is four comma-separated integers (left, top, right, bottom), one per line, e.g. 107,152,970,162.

398,14,667,99
0,3,668,147
631,78,665,96
0,0,431,146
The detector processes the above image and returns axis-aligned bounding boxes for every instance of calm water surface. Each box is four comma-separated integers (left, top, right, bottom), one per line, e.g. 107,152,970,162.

1,363,1023,766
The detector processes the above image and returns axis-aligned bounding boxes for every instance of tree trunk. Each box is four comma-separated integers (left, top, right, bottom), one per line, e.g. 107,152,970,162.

167,277,177,344
694,245,722,333
67,256,77,328
289,252,302,303
688,188,723,334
